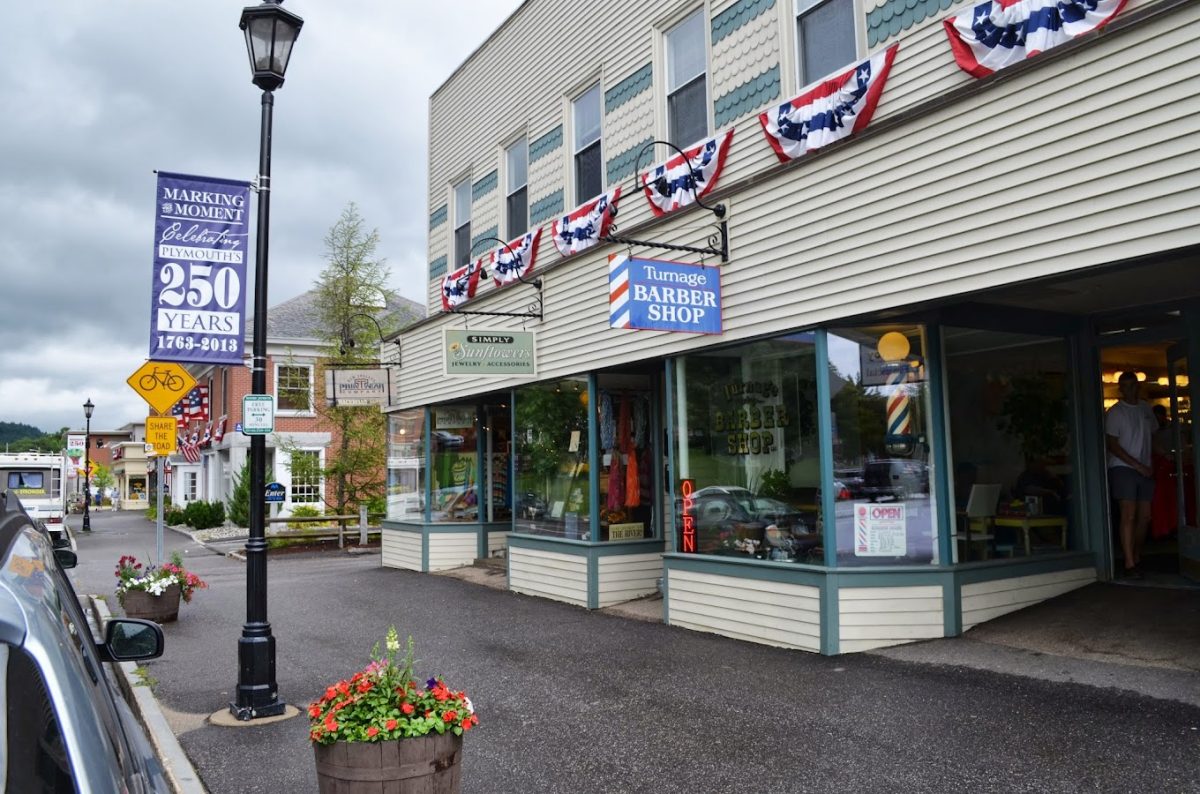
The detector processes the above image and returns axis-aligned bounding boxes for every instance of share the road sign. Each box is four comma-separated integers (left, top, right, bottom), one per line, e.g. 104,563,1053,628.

145,417,178,455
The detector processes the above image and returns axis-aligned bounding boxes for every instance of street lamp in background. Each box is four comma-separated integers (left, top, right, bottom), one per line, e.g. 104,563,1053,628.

231,0,303,722
82,399,94,532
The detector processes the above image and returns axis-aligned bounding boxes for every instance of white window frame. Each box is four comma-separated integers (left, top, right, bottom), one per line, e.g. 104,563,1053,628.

453,178,472,267
664,8,710,149
793,0,860,90
274,362,314,416
571,83,604,205
505,136,528,240
287,448,325,505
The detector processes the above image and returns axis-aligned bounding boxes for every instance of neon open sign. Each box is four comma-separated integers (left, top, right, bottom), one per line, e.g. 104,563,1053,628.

680,479,696,553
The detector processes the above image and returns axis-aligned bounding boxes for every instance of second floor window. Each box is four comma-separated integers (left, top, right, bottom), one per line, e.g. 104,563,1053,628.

666,10,708,148
573,84,602,204
453,179,472,267
506,137,528,239
796,0,857,86
276,364,312,413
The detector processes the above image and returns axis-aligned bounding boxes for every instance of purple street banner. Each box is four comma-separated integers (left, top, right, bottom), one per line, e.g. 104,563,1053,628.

608,254,722,334
149,171,251,365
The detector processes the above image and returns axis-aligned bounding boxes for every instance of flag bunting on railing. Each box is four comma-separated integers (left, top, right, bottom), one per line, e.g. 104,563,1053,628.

551,187,621,257
759,44,898,163
491,227,541,288
640,129,734,217
440,258,484,311
943,0,1127,78
212,415,227,445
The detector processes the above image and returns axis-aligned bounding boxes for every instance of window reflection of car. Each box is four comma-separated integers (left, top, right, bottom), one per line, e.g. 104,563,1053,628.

681,486,817,554
431,430,465,448
515,491,547,520
860,459,929,501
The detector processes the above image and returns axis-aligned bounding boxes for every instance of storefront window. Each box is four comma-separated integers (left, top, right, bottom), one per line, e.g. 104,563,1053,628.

387,410,425,521
514,378,589,538
597,373,656,541
674,335,823,562
829,326,937,565
430,404,479,522
484,403,512,523
945,327,1076,561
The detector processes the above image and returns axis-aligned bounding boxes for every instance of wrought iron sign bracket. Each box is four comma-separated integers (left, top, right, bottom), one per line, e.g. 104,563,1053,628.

446,237,544,321
601,139,729,263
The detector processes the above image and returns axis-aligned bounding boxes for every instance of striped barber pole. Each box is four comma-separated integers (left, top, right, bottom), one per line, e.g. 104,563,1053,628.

884,364,913,455
608,253,631,329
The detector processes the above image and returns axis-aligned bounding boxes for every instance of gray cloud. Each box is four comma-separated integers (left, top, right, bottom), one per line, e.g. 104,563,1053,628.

0,1,520,433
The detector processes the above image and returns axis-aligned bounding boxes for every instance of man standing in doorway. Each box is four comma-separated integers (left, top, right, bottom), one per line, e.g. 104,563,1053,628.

1106,371,1157,578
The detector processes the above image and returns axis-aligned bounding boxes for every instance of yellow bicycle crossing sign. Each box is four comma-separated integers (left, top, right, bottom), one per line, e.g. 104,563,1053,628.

126,361,197,415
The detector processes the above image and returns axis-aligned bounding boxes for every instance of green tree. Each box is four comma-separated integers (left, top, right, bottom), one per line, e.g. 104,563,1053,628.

227,459,252,527
91,462,114,496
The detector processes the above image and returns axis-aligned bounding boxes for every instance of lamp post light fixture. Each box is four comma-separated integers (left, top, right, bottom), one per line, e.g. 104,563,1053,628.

231,0,303,722
82,399,94,532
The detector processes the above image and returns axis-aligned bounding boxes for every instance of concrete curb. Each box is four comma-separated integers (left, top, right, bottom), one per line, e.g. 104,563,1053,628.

90,597,207,794
169,524,247,562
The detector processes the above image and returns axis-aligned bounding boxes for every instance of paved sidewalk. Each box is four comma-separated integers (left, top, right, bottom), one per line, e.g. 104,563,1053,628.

68,512,1200,793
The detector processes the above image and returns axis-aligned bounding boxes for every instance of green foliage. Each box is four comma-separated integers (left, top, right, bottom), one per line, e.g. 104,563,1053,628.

227,460,252,527
287,504,323,529
182,500,225,530
165,508,186,525
757,468,790,500
0,421,45,445
1000,374,1069,461
91,463,115,494
1,424,68,453
144,506,157,521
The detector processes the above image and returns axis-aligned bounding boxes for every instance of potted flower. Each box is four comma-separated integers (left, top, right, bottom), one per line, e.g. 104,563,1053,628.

114,553,207,623
309,626,478,793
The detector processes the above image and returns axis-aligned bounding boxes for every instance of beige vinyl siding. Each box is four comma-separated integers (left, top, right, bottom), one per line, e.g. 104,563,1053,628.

509,546,589,606
381,529,422,571
487,531,510,556
405,1,1198,410
596,552,663,607
961,568,1096,631
838,585,945,653
427,532,478,571
667,569,821,652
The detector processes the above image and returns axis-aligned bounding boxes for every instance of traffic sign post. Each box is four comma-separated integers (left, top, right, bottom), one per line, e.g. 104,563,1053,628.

126,361,197,415
242,395,275,435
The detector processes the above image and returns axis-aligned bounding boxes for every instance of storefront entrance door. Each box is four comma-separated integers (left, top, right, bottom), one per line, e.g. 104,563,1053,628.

1166,344,1199,580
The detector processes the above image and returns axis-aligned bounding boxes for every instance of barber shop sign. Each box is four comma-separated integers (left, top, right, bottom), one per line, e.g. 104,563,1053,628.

608,254,722,334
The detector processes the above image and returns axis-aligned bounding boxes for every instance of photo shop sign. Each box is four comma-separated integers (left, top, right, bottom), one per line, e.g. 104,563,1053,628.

609,254,722,334
148,172,251,365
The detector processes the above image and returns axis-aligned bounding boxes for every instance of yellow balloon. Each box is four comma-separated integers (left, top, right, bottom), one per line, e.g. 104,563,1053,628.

877,331,911,362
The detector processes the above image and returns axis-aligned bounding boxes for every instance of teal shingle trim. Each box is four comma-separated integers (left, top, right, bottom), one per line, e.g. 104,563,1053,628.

429,255,448,279
470,226,499,257
606,137,654,185
471,170,498,202
530,125,563,162
867,0,955,46
711,0,776,46
604,63,653,114
529,189,564,225
429,203,447,230
713,64,781,128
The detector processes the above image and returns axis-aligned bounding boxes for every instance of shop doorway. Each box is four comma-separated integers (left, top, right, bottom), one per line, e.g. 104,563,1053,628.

1098,336,1197,584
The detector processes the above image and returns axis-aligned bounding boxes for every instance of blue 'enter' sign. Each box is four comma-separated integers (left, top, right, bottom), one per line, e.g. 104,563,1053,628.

264,482,286,503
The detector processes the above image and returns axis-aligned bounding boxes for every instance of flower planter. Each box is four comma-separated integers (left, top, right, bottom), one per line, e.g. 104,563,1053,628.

313,733,462,793
120,583,181,623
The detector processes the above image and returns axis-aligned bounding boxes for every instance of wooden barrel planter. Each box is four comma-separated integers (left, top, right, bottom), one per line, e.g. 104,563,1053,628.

314,733,462,793
120,584,181,623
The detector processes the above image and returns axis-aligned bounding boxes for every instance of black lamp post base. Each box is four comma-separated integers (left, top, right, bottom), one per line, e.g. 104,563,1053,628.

231,632,284,720
228,699,288,721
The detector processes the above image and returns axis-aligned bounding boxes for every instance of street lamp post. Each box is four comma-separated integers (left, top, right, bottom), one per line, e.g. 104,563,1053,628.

232,0,303,721
82,399,94,532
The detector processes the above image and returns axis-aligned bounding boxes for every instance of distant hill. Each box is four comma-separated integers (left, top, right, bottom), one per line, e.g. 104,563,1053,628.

0,421,45,445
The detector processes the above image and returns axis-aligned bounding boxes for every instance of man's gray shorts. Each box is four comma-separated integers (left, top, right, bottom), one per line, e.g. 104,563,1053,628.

1109,466,1155,502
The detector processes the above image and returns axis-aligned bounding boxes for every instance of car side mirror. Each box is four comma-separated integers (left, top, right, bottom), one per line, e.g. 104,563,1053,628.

98,619,165,663
53,549,78,569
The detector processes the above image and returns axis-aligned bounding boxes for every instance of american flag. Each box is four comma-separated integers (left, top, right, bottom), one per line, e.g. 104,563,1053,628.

171,399,187,429
182,385,209,422
178,433,201,464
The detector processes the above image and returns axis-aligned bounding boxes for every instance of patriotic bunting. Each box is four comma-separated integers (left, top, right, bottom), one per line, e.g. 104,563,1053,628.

759,44,898,164
181,385,209,423
943,0,1126,78
440,258,484,311
170,399,187,429
178,432,201,464
551,187,621,257
201,421,213,446
491,227,541,288
640,129,734,217
213,415,227,445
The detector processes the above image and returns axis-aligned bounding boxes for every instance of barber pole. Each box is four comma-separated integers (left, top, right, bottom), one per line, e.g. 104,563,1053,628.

884,364,913,455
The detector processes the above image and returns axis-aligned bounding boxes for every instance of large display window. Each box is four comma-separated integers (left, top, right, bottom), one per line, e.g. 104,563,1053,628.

430,404,479,522
673,334,824,563
483,403,512,523
828,326,938,565
596,373,657,541
514,378,589,538
386,410,425,521
945,327,1077,560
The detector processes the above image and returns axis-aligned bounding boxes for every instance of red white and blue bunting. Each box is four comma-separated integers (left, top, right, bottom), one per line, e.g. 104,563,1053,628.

759,44,898,163
490,227,541,288
640,129,734,217
550,187,621,257
943,0,1126,79
440,258,483,311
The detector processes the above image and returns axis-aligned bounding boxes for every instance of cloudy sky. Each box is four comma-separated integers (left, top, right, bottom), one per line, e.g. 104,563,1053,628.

0,1,520,436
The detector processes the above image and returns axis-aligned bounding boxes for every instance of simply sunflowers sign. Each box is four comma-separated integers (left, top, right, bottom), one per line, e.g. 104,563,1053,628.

443,329,536,376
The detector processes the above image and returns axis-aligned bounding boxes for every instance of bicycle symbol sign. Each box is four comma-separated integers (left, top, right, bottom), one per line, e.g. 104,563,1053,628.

126,360,197,415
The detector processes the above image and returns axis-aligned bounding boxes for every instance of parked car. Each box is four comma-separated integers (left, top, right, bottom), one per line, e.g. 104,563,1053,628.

860,459,930,501
0,488,168,792
431,430,465,448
